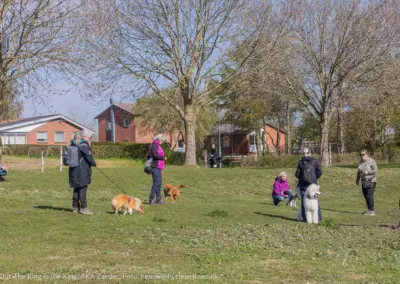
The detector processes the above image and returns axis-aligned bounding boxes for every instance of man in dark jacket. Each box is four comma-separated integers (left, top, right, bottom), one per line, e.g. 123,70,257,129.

295,148,323,221
69,130,96,215
208,144,219,168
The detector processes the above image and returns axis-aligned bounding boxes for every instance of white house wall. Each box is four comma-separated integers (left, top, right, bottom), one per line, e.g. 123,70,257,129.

4,123,46,133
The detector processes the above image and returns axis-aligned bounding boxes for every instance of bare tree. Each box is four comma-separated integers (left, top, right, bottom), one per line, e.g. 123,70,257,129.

68,107,97,131
79,0,295,165
283,0,400,165
0,0,81,120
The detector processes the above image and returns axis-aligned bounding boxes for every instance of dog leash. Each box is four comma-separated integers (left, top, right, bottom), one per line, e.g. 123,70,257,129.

95,167,128,195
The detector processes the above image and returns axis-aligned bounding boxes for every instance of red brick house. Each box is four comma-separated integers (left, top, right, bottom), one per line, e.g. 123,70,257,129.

0,114,96,145
204,123,286,156
95,102,185,151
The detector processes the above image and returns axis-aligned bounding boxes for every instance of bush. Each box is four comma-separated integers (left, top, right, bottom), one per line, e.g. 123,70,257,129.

239,155,300,168
164,150,185,165
91,142,150,159
388,147,400,163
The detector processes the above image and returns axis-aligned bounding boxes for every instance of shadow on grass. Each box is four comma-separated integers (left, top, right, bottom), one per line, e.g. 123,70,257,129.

322,208,360,214
33,205,73,212
340,223,394,229
254,212,298,222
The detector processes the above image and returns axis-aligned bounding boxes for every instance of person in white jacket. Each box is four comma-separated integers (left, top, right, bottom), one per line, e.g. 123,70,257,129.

356,149,378,216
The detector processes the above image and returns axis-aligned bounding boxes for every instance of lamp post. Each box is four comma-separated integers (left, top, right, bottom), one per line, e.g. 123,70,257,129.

218,111,221,168
216,100,225,168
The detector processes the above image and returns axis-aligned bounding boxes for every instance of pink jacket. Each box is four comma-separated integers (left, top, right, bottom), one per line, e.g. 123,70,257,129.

149,140,165,170
272,179,290,197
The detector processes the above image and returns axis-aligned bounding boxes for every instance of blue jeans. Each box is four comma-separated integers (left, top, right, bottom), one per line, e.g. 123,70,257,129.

0,169,8,176
150,168,162,202
300,189,322,221
273,190,293,204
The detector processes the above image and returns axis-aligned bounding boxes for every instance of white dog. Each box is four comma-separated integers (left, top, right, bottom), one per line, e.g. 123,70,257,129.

295,184,321,224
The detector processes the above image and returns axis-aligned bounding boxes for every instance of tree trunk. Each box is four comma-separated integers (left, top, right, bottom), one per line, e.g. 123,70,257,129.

276,124,281,155
255,130,260,157
337,101,345,155
261,129,267,155
184,102,197,166
320,112,332,166
286,103,292,155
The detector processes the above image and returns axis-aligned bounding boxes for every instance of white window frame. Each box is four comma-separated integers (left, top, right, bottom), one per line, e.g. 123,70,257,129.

123,118,130,128
36,132,48,143
106,120,112,131
54,131,66,143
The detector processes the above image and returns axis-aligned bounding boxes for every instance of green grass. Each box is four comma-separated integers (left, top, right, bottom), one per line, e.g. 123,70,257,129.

0,157,399,283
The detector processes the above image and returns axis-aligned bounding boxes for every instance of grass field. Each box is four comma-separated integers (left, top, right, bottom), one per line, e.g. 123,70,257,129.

0,157,399,283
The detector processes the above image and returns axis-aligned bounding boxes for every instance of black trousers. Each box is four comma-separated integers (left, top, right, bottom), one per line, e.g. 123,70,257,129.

149,168,162,202
72,186,88,209
362,182,376,211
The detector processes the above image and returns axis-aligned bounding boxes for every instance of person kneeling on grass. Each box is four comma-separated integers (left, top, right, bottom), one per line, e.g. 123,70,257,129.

272,172,293,206
0,159,8,180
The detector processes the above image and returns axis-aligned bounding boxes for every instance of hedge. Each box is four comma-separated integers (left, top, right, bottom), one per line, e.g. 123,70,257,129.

0,143,152,159
389,147,400,163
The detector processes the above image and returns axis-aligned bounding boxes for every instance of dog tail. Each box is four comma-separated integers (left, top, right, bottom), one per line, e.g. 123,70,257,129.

179,184,185,188
111,197,117,210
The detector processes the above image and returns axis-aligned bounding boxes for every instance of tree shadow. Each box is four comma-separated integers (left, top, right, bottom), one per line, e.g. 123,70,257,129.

339,223,394,229
321,208,360,214
33,206,73,212
254,212,298,222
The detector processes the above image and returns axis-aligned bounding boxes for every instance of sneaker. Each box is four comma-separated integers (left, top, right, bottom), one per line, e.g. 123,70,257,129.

392,225,400,230
79,208,93,215
363,211,375,216
156,200,166,205
149,200,155,205
72,207,79,213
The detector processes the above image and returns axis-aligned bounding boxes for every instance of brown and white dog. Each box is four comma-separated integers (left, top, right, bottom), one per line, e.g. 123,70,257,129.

164,184,184,203
112,195,144,215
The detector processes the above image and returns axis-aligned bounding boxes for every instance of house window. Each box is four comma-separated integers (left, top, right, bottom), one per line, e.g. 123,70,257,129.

0,134,26,145
178,139,184,148
15,134,26,145
106,120,112,131
223,135,230,147
36,132,48,143
54,132,65,143
123,118,130,128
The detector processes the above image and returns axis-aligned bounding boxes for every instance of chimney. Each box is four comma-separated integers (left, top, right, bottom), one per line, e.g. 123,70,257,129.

110,98,116,143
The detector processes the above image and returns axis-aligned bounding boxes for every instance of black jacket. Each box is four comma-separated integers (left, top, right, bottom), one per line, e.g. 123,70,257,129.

209,148,218,160
69,141,96,188
295,156,322,188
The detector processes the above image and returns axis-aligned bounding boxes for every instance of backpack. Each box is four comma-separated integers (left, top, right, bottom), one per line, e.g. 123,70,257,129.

63,146,81,167
144,158,153,174
144,144,153,174
299,159,317,184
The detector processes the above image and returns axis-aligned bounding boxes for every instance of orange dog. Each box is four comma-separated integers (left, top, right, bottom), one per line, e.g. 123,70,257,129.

112,195,144,215
164,184,184,203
